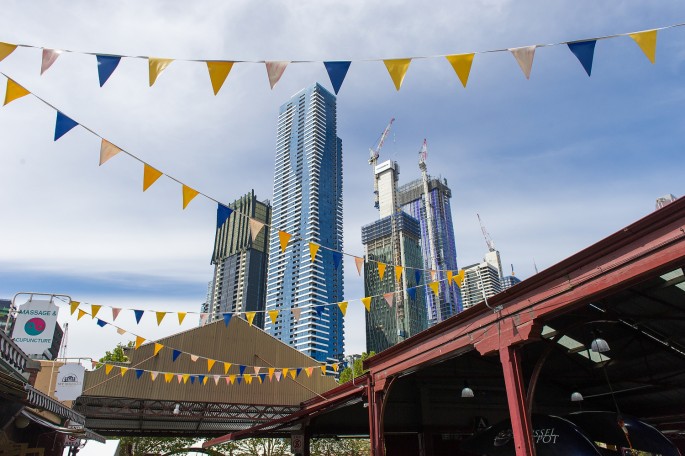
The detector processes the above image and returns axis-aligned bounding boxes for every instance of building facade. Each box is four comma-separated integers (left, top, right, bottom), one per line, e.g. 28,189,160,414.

460,260,503,310
398,177,461,325
501,275,522,290
265,83,344,363
207,190,271,328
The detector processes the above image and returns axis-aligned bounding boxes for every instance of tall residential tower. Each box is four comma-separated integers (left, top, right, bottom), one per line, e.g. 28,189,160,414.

207,191,271,327
265,83,344,363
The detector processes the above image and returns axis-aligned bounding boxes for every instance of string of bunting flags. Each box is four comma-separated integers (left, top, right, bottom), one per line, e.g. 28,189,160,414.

0,23,679,94
68,304,341,377
1,72,469,283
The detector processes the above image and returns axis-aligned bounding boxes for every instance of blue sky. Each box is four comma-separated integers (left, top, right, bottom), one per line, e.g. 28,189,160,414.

1,0,684,381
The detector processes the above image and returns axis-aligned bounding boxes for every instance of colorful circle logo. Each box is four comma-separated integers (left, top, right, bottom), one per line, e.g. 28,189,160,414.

25,318,46,336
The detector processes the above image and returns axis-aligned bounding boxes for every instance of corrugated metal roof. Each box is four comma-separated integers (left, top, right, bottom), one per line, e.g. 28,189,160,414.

79,316,338,406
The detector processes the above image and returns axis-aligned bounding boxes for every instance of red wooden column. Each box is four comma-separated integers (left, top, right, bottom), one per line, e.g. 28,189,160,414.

368,380,385,456
500,345,535,456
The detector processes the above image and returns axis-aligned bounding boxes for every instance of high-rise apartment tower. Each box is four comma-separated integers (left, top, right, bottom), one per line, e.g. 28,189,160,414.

265,83,344,363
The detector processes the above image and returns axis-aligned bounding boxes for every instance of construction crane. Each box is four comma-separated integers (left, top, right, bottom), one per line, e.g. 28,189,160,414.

477,213,496,253
369,118,395,209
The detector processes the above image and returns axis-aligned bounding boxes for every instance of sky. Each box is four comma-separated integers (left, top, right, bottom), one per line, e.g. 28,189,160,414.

0,3,684,440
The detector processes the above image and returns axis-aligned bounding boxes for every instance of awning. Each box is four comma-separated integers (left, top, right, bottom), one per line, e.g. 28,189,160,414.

24,384,85,425
20,409,106,443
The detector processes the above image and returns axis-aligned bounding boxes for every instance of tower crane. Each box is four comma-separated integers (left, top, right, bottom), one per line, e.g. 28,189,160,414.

477,213,496,253
369,118,395,209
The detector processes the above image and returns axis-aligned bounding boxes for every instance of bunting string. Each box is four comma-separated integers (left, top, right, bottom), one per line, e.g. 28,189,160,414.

0,23,681,92
2,72,469,283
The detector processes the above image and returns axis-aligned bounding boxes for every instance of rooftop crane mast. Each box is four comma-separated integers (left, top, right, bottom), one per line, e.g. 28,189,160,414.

477,213,496,253
369,118,395,209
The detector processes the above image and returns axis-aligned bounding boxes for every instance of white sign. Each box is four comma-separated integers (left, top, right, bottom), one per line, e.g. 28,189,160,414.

65,420,83,447
11,300,59,354
54,364,85,401
291,433,304,454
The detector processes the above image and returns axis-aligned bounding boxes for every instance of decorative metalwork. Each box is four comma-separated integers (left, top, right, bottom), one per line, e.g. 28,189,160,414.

0,330,30,373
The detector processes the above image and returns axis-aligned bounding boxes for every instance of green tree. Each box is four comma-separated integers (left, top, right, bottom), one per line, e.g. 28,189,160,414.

310,437,370,456
338,352,375,384
98,340,135,365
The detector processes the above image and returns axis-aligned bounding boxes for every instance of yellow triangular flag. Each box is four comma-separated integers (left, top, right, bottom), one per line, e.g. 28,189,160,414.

290,370,296,380
320,365,327,375
447,271,453,284
223,362,232,375
178,312,187,325
305,367,314,378
154,343,163,356
249,218,265,242
148,57,173,86
3,78,30,106
90,305,101,318
384,58,412,91
135,336,145,350
202,376,208,385
182,374,189,384
309,242,320,262
77,309,86,320
445,53,475,88
228,374,236,385
0,43,18,62
105,364,114,375
278,230,291,253
337,301,348,317
120,367,128,377
206,61,234,95
629,30,657,64
207,359,216,372
99,139,121,166
156,312,166,326
282,368,289,378
361,297,372,312
394,265,403,282
182,185,199,210
165,373,174,383
268,367,275,380
332,363,339,372
454,269,465,288
354,256,364,275
268,309,279,324
429,281,440,297
377,262,386,280
70,301,80,315
143,164,163,192
244,374,253,384
246,311,256,326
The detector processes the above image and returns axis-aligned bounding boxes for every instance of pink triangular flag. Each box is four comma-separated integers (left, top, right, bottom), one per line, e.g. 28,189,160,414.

254,366,262,375
190,354,199,362
150,371,159,381
41,49,61,75
275,371,282,382
116,328,126,335
510,45,537,79
249,218,265,242
354,257,364,276
292,307,302,322
214,375,221,385
265,61,289,89
200,313,208,325
111,307,121,321
383,292,394,307
177,374,183,384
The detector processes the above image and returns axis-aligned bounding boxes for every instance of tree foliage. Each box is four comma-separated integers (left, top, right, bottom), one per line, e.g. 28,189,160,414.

98,340,135,364
310,437,370,456
339,352,375,384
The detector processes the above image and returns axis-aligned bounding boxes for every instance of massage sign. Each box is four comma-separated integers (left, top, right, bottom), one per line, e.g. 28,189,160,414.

12,299,59,354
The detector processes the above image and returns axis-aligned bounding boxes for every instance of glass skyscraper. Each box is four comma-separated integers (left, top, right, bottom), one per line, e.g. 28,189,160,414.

398,177,461,325
265,83,344,363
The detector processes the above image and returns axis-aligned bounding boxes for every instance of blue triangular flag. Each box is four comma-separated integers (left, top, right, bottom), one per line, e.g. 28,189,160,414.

133,309,144,324
332,251,343,269
190,376,196,384
295,368,302,378
96,55,121,87
567,40,596,77
407,287,417,300
172,349,181,362
54,111,79,141
414,269,422,285
198,375,205,384
239,365,246,376
236,376,242,385
314,305,323,319
258,373,267,383
135,369,144,379
217,204,233,230
96,319,107,327
222,312,233,327
323,61,351,95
